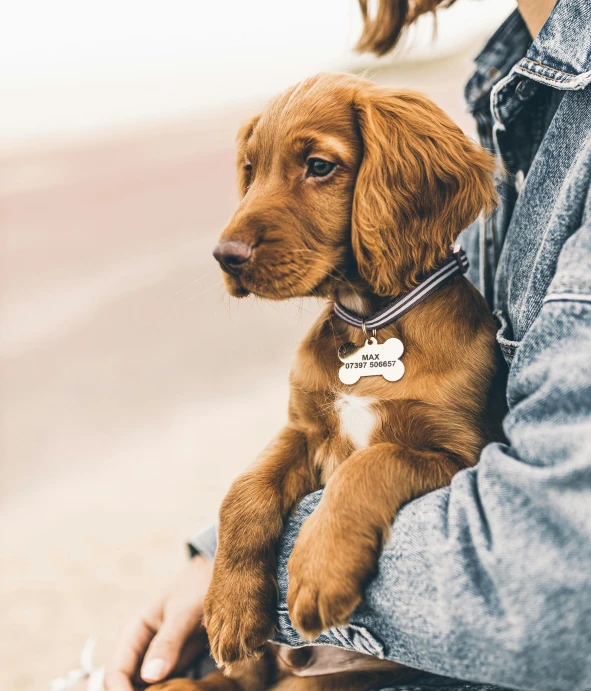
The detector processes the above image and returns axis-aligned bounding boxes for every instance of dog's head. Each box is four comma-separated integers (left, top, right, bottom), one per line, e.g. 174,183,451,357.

214,73,497,300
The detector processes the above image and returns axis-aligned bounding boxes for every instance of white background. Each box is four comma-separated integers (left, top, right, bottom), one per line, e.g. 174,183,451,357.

1,0,515,148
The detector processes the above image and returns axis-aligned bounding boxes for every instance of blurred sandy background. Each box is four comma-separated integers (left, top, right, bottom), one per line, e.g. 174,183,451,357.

0,2,514,689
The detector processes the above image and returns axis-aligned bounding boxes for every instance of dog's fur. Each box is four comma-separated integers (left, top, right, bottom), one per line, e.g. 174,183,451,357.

151,73,506,691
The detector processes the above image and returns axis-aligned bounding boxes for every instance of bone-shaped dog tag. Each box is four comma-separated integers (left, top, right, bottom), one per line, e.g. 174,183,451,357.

338,337,405,385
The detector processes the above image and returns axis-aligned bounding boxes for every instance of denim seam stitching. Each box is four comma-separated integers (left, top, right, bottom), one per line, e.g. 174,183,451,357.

515,64,591,90
543,293,591,303
517,65,572,84
521,58,579,78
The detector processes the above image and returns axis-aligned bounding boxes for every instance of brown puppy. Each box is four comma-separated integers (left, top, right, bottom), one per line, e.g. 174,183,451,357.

151,73,506,691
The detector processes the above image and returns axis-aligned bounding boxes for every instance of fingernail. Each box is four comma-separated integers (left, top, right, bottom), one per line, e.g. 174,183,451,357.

141,658,166,682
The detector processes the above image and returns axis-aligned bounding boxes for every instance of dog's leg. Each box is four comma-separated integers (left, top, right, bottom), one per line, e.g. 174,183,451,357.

287,442,460,637
205,427,315,668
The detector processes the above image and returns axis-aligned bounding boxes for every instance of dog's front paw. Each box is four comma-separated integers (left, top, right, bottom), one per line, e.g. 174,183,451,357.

287,508,378,639
204,566,277,668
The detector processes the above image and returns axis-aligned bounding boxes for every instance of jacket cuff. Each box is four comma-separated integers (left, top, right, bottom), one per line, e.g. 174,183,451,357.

187,522,218,560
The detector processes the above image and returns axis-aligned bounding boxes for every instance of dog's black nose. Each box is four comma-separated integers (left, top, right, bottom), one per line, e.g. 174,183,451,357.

213,241,252,274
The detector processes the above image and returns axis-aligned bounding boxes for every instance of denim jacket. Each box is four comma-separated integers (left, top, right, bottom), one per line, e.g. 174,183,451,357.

191,3,591,689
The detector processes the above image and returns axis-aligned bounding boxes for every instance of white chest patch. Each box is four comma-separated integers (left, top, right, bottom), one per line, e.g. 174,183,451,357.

335,393,377,450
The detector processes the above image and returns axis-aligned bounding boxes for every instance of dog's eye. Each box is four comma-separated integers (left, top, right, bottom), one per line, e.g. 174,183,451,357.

307,158,336,178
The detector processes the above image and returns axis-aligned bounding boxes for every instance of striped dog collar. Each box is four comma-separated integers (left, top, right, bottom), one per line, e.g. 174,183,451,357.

333,247,469,331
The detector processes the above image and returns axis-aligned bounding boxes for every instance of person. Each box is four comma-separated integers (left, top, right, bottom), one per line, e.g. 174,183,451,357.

106,0,591,689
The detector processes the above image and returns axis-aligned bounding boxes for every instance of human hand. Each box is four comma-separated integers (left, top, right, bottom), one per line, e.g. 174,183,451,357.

105,555,213,691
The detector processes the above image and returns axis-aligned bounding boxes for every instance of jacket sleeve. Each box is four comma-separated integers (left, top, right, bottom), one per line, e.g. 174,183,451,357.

272,233,591,691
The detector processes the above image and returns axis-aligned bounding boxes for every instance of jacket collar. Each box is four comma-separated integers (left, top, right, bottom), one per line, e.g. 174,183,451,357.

466,0,591,110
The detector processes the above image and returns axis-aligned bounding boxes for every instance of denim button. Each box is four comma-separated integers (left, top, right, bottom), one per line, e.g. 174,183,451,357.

515,78,537,101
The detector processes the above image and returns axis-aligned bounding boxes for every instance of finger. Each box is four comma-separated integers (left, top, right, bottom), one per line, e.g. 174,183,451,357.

140,606,203,683
140,630,208,685
106,611,159,691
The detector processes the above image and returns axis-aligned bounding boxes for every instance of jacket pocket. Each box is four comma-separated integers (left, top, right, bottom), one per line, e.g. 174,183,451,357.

493,309,521,365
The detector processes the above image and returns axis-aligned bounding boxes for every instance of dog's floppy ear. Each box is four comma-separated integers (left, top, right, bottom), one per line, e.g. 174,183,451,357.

351,88,497,295
236,114,261,198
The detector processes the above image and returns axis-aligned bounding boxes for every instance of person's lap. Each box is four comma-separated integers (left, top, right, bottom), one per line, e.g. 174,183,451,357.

188,657,505,691
378,677,508,690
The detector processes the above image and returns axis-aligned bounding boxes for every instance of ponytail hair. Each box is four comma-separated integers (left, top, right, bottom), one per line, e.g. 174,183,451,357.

356,0,457,56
